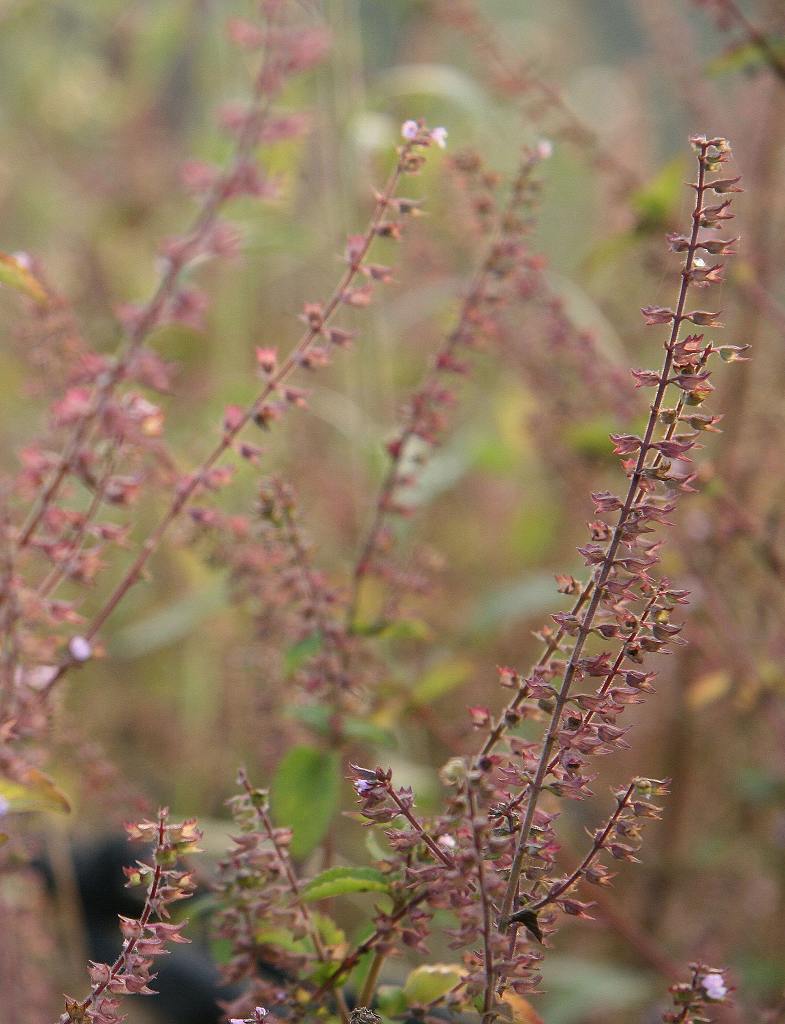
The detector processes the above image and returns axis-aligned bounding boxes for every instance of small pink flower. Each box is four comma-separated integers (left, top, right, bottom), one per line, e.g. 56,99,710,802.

702,973,728,1000
401,119,419,140
430,126,448,148
229,1009,267,1024
68,635,93,663
255,347,278,374
10,251,33,270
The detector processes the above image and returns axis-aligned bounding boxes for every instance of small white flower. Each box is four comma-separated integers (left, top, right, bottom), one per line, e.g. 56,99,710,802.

401,119,419,141
228,1012,266,1024
430,126,448,149
437,834,456,850
0,795,10,817
693,256,706,268
68,635,93,663
535,138,553,160
702,973,728,1000
24,665,58,691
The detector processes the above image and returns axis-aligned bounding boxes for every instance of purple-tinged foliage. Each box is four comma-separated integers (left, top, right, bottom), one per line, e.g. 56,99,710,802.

58,811,200,1024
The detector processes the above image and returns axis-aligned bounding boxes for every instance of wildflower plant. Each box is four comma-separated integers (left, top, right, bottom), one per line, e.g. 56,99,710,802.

58,811,201,1024
664,963,731,1023
210,135,744,1022
0,2,763,1021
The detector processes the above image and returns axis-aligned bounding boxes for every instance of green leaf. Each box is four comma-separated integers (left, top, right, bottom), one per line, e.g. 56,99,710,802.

706,37,785,78
287,705,396,749
631,157,688,231
312,911,346,949
0,770,71,815
351,616,433,643
500,992,544,1023
284,632,323,677
365,828,389,863
410,659,472,706
472,573,559,633
302,866,391,902
377,986,408,1017
342,716,397,749
254,913,345,964
256,924,308,955
403,964,466,1006
287,704,332,733
270,745,340,859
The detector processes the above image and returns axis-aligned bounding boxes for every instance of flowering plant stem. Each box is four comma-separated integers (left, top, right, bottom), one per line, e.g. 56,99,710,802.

498,138,712,932
17,23,280,555
530,781,636,912
384,779,456,868
42,138,422,695
345,151,541,632
468,782,497,1022
60,811,168,1023
706,0,785,84
357,951,387,1009
238,770,351,1023
310,892,429,1002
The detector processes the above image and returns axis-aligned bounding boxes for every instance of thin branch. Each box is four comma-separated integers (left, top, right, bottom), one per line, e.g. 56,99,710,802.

238,771,350,1023
383,779,456,869
703,0,785,85
18,12,282,552
309,891,429,1002
468,783,497,1023
58,809,187,1024
498,138,713,931
436,0,639,193
345,151,543,634
0,501,20,719
543,584,664,775
42,135,426,696
478,338,711,768
530,781,635,912
36,448,120,600
358,950,387,1009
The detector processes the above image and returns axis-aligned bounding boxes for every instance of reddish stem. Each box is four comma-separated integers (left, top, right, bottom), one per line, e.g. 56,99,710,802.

18,17,281,553
498,140,712,930
468,783,497,1022
61,811,168,1023
530,781,635,911
42,141,419,696
385,780,456,869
